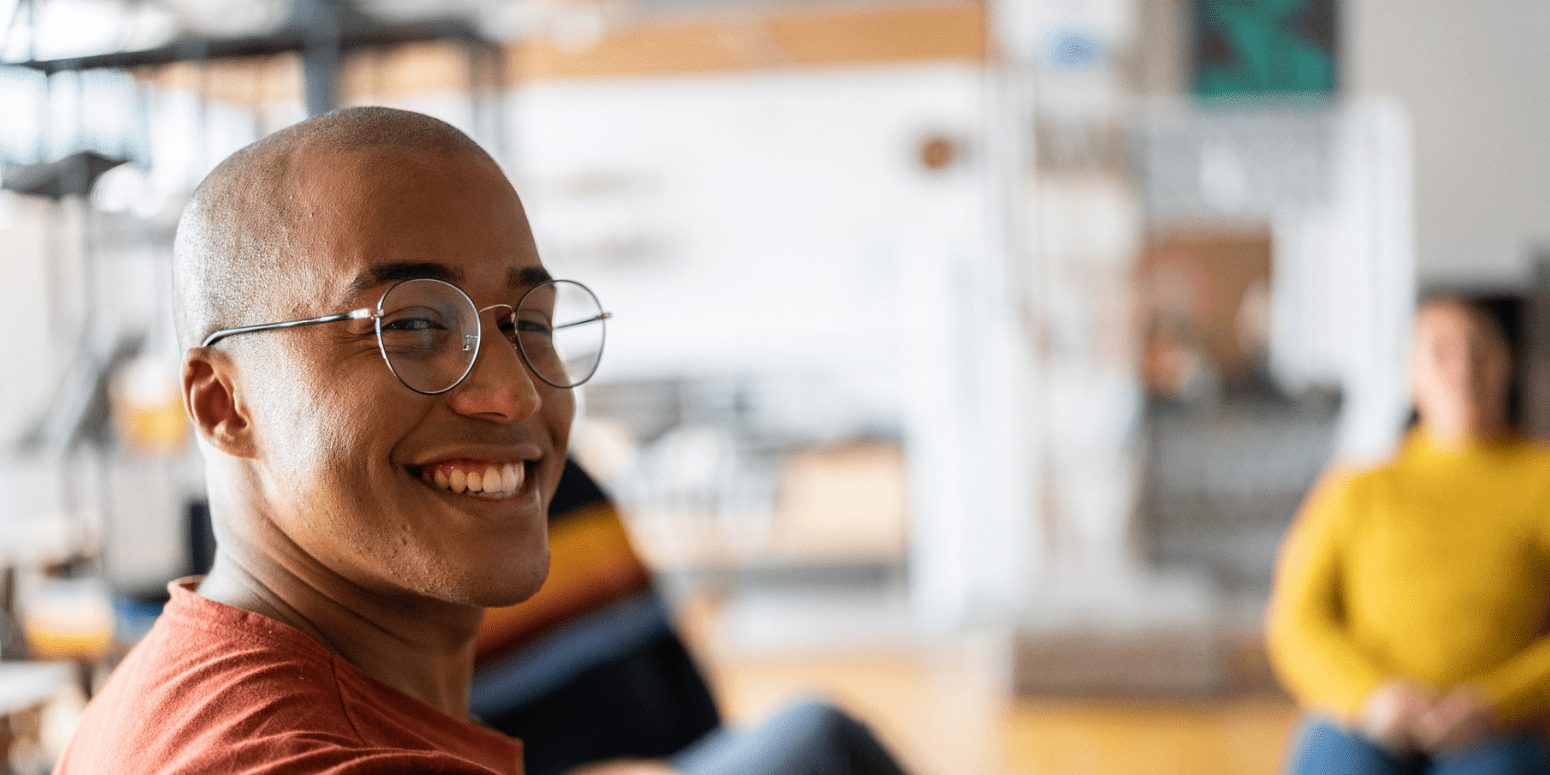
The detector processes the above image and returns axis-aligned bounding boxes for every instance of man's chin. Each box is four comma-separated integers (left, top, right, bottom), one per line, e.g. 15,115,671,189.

446,551,550,609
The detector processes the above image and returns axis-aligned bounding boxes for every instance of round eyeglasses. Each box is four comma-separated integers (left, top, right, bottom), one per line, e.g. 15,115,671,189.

201,278,609,394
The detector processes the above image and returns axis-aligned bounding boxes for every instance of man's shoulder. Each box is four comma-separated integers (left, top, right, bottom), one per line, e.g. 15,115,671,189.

56,588,519,775
114,583,346,707
56,591,359,773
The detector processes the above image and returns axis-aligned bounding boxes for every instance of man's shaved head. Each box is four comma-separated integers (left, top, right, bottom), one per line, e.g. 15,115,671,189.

177,105,567,612
167,104,571,707
173,107,495,350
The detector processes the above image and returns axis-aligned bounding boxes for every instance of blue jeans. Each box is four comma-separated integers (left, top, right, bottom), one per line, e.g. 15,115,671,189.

671,699,909,775
1287,718,1550,775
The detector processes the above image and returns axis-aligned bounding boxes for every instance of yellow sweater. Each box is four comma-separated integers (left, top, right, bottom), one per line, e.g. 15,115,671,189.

1266,429,1550,722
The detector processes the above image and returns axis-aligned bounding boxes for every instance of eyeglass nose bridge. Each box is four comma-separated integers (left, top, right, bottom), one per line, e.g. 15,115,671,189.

472,304,514,353
461,301,536,385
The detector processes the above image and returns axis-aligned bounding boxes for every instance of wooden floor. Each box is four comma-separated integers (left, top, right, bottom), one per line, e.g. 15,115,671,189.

697,638,1300,775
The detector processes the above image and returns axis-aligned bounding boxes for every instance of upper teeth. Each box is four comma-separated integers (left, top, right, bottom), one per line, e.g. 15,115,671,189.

430,462,524,495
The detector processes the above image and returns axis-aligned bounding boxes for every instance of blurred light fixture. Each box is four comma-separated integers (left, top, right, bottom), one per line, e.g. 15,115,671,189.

10,0,130,60
155,0,290,39
116,2,181,51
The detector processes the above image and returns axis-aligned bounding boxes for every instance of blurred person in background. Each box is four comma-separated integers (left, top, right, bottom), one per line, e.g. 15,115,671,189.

1267,296,1550,774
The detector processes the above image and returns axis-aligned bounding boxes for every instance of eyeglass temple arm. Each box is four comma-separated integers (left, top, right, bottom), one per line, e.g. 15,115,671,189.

202,308,375,348
552,311,612,331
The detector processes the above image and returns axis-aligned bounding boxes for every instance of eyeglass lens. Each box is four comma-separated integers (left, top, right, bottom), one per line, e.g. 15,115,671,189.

375,278,606,394
514,280,607,389
376,279,480,394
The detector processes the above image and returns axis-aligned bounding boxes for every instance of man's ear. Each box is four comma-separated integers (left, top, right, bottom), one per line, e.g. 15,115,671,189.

183,348,256,459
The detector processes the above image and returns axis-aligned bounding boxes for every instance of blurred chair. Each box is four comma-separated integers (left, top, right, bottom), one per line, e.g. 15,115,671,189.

470,458,721,775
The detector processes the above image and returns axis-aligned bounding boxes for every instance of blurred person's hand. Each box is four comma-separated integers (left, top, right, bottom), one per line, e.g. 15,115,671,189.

1360,680,1435,753
1414,685,1502,754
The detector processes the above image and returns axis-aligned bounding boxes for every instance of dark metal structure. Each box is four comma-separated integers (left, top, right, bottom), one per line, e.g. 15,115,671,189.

7,0,504,118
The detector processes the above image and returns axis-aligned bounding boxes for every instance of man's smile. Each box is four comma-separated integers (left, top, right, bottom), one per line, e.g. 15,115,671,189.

413,458,536,500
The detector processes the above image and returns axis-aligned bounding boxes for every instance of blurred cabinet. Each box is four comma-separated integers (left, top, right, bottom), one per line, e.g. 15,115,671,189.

1138,392,1338,592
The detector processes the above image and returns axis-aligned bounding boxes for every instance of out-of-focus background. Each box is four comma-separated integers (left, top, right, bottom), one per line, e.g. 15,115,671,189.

0,0,1547,772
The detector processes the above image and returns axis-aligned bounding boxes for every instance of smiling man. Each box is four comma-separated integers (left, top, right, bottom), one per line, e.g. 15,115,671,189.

55,107,602,774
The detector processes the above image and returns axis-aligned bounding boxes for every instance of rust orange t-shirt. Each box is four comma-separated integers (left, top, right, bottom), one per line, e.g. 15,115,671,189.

55,580,523,775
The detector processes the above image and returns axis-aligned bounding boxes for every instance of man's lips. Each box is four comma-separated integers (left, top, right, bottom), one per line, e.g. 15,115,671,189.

413,458,531,499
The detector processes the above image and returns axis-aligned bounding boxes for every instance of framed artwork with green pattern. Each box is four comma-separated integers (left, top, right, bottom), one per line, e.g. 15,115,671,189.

1194,0,1337,99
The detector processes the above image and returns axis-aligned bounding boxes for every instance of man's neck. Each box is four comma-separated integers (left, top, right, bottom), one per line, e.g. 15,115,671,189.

196,544,484,719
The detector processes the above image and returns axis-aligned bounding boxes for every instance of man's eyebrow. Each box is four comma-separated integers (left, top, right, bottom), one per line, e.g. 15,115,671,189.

343,262,463,304
508,266,553,289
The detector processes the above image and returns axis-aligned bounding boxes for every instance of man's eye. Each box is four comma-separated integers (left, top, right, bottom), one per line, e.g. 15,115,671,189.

383,317,446,332
510,318,553,338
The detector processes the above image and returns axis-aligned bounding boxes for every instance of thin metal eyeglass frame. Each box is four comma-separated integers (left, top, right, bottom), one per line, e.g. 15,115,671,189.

512,280,612,389
199,278,609,394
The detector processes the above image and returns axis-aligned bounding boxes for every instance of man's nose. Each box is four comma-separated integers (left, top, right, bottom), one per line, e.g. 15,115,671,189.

446,329,542,422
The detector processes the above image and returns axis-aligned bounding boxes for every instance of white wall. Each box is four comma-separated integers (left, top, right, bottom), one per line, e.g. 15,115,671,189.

1347,1,1550,283
1269,101,1415,461
495,64,1035,627
505,66,985,385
